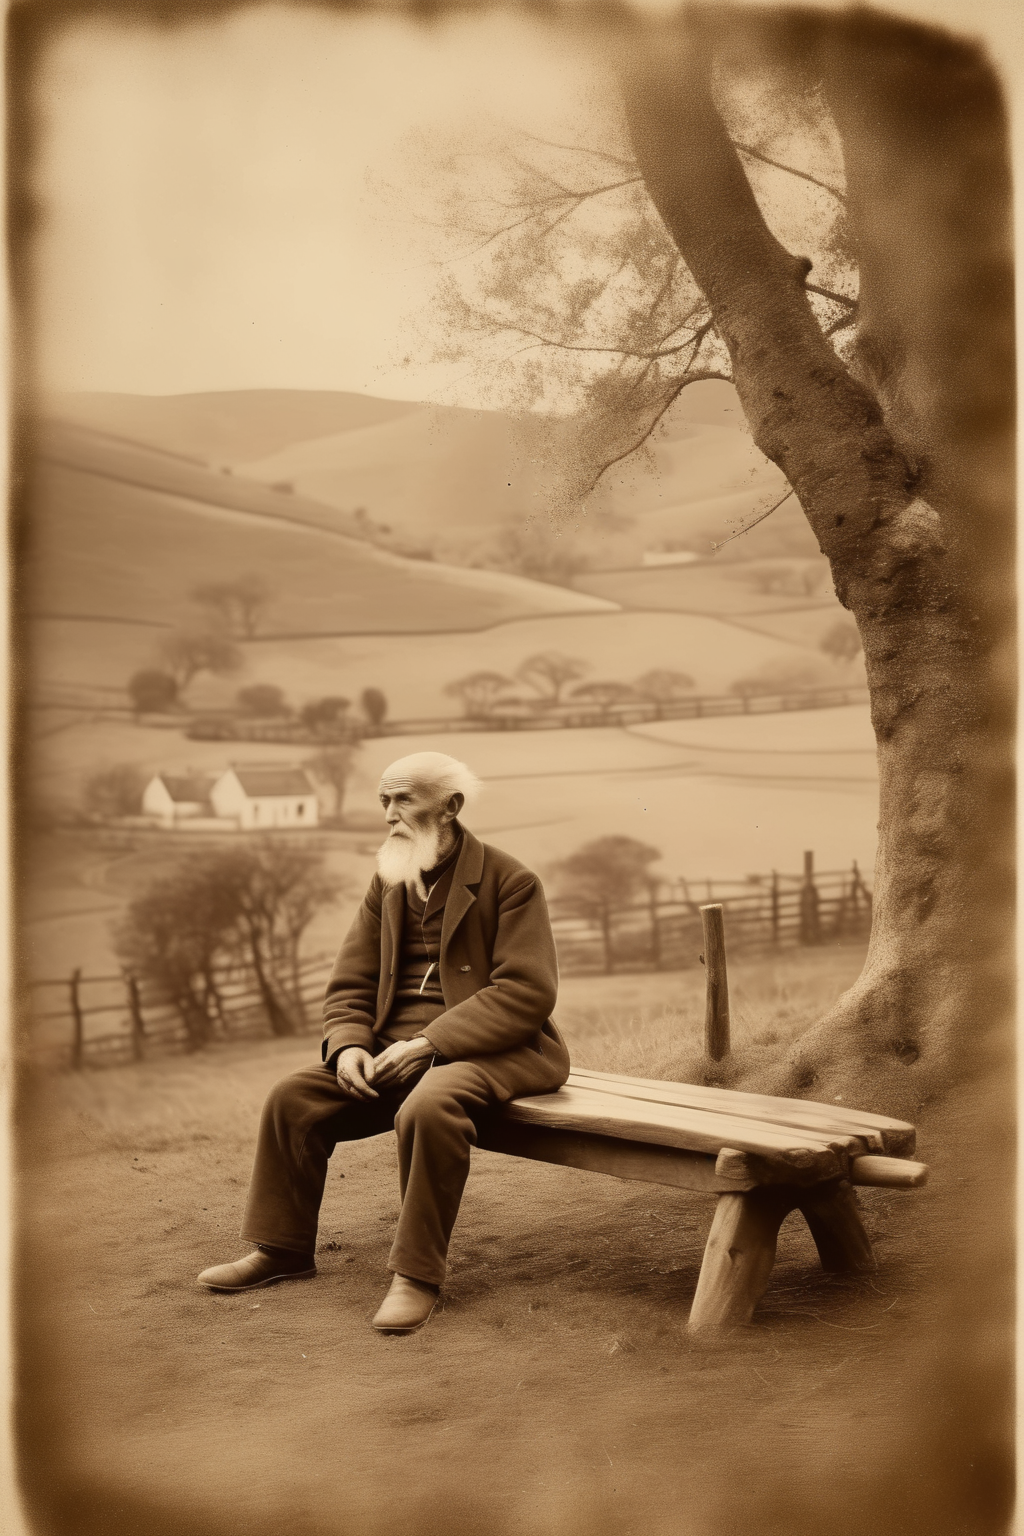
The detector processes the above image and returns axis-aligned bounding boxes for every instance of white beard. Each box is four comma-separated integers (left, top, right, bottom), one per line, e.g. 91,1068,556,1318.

376,822,444,899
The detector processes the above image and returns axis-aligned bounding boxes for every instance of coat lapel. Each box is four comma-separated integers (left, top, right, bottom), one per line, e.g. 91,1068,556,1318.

378,883,405,1026
441,828,485,959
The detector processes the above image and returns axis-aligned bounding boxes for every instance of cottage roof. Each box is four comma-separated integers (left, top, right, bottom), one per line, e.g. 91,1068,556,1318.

230,767,315,798
157,773,217,804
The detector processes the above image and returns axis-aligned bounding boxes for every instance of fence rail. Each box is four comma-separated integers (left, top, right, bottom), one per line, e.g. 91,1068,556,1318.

186,684,870,743
547,855,871,976
20,851,870,1071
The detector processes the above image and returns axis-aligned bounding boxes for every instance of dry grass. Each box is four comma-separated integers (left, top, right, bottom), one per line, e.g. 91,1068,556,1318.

555,944,866,1091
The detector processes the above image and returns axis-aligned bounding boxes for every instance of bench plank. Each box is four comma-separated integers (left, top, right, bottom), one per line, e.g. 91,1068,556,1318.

569,1068,916,1157
476,1119,759,1194
565,1073,889,1154
503,1085,859,1179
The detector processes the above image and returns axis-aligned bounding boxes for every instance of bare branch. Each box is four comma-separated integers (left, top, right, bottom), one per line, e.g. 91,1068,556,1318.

581,370,734,494
806,282,857,311
732,141,847,204
711,487,796,550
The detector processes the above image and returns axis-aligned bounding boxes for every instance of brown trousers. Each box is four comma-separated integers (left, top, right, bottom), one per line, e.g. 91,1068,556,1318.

239,1058,497,1286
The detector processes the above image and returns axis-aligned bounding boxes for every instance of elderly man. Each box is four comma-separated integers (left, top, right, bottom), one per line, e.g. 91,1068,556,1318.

198,751,570,1332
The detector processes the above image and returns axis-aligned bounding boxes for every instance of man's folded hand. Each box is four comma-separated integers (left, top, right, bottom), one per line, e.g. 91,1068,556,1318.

371,1036,435,1088
335,1047,378,1099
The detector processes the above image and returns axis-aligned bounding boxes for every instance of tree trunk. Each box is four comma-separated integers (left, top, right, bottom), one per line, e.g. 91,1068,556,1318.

619,13,1014,1111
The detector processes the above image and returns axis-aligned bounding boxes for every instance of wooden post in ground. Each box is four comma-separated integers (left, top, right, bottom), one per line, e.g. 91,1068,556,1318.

699,904,730,1061
770,870,780,948
648,884,662,971
125,972,146,1062
69,968,84,1071
799,849,822,945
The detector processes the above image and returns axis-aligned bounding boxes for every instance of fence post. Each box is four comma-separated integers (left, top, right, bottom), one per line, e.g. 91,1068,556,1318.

699,904,731,1061
648,884,662,970
125,971,146,1062
69,968,84,1070
771,869,780,948
799,850,822,945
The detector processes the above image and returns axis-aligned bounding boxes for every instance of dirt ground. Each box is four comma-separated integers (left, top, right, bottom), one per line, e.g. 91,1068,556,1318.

14,961,1014,1536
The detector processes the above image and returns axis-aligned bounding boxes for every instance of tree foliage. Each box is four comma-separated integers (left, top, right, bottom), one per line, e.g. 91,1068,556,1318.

83,764,147,819
237,683,291,717
115,841,343,1043
127,669,179,715
299,696,354,738
516,652,590,706
304,747,358,822
360,687,388,727
632,669,696,703
158,629,243,691
191,574,273,638
443,671,513,718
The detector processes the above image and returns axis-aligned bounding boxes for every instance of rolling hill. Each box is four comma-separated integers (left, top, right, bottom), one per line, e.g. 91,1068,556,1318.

41,389,419,466
22,421,616,636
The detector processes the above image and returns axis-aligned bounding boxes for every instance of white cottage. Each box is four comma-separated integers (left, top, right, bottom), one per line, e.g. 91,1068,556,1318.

210,766,319,829
142,772,219,828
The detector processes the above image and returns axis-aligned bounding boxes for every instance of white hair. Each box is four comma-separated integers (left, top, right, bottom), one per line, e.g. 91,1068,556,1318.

378,751,481,809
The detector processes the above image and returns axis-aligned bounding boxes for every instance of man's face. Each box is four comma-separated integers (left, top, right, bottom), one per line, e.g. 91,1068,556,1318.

379,781,445,840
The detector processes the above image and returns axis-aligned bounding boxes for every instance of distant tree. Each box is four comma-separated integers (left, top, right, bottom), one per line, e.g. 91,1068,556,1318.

360,687,388,729
548,835,662,974
570,681,638,714
115,867,239,1046
304,746,358,822
730,658,834,699
237,684,291,717
443,671,514,719
190,574,273,638
83,764,147,819
115,841,343,1041
209,841,343,1031
632,669,696,712
515,652,590,707
819,621,864,664
480,518,589,586
269,481,293,494
127,668,179,715
299,696,354,738
158,629,242,691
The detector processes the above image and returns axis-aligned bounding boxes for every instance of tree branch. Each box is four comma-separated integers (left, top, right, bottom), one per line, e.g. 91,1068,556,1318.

733,141,847,204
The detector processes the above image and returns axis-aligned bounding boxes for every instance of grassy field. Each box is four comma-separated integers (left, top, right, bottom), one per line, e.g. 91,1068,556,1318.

16,944,1013,1536
26,448,611,636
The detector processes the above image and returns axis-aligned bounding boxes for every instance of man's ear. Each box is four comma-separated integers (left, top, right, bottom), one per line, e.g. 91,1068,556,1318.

444,791,465,821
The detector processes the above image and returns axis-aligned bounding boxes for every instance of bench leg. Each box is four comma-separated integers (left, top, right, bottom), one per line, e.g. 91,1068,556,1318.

797,1179,876,1273
688,1187,800,1334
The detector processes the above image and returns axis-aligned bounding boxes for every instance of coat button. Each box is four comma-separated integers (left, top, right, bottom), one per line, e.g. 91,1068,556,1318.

459,965,471,972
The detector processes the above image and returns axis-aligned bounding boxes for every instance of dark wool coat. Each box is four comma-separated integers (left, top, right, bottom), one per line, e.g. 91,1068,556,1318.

321,829,570,1101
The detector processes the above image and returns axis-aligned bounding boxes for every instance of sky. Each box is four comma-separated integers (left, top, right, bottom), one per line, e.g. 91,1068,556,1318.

26,0,1021,406
28,6,611,404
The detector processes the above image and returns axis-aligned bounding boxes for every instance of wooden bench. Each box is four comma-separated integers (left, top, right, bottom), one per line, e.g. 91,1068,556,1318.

477,1067,927,1333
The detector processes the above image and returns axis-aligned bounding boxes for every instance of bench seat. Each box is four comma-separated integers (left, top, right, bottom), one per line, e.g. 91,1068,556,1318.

477,1068,927,1332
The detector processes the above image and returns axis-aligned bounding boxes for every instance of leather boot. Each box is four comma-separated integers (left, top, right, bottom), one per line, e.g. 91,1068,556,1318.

197,1245,316,1292
371,1274,440,1333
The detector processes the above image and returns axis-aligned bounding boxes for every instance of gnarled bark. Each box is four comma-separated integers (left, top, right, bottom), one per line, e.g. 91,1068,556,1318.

619,12,1014,1112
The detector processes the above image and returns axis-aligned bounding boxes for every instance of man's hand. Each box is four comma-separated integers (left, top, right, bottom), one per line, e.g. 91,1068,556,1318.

371,1037,435,1089
335,1047,379,1100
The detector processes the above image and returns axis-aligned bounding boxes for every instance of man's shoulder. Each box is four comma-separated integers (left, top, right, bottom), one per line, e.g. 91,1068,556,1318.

477,838,539,887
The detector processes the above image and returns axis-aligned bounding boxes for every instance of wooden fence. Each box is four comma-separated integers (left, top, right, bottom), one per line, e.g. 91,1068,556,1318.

546,853,872,976
20,952,335,1073
20,852,870,1071
186,683,870,743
